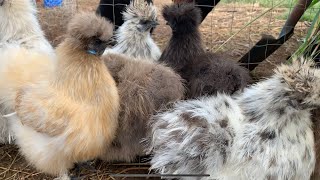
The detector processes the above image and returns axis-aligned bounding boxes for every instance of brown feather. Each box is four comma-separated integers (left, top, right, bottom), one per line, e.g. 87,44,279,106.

101,53,185,162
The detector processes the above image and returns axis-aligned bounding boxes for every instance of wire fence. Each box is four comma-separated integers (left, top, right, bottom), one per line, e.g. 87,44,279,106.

194,0,315,75
0,0,319,179
95,0,318,77
37,0,318,72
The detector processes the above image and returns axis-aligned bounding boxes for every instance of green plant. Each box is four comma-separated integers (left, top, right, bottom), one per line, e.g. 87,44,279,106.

280,0,320,22
222,0,295,8
289,5,320,62
214,1,283,52
222,0,319,22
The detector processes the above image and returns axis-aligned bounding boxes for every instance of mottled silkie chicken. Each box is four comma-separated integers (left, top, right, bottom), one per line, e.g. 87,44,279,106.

0,0,55,144
100,52,184,162
311,109,320,180
96,0,153,30
0,0,54,56
6,13,120,179
103,0,161,61
148,57,319,180
159,3,250,98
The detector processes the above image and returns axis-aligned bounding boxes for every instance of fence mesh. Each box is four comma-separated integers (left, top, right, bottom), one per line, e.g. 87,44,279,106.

0,0,319,179
96,0,317,77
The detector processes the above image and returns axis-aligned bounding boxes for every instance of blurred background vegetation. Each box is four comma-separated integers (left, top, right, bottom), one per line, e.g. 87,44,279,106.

222,0,319,21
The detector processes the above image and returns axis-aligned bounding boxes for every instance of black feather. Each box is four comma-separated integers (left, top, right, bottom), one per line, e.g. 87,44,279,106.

159,3,251,98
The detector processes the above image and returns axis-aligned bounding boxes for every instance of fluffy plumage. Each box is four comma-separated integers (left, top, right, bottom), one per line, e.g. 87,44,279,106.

172,0,220,23
103,0,161,61
159,3,251,98
96,0,153,30
311,109,320,180
7,13,119,179
0,0,54,56
100,53,184,162
148,57,319,180
0,47,54,143
0,0,55,144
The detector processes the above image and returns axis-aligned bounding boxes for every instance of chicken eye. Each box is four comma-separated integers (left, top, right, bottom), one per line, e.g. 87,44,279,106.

140,20,149,25
95,39,103,44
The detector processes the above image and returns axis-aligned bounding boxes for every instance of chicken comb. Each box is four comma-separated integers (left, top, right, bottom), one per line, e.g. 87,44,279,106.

123,0,157,21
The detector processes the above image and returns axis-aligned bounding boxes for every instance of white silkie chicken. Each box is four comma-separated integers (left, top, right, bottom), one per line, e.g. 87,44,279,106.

0,0,55,144
103,0,161,61
0,0,54,55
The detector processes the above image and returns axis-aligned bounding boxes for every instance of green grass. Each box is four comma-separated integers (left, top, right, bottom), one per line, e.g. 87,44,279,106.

222,0,320,22
280,1,320,22
289,6,320,61
222,0,296,8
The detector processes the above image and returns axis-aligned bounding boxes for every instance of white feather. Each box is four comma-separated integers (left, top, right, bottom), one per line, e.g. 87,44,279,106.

0,0,55,144
103,1,161,61
149,59,318,180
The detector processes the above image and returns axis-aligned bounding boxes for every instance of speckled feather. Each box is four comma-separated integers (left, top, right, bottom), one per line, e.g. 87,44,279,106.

148,57,318,180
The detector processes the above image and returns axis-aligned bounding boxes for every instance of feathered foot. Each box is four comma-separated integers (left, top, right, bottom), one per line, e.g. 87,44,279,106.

53,174,71,180
72,160,96,178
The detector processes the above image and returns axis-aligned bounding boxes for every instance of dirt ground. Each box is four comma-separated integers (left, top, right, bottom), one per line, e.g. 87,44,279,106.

0,0,310,179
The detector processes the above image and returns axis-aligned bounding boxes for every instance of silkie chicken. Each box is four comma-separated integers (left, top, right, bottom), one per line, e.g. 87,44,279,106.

5,13,120,179
172,0,220,23
103,0,161,61
311,109,320,180
0,0,54,56
100,52,184,162
0,0,55,144
159,3,251,99
96,0,153,30
0,47,54,144
148,57,319,180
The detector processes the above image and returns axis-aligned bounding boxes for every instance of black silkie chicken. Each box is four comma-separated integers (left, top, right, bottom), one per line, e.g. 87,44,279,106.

159,3,251,98
172,0,221,23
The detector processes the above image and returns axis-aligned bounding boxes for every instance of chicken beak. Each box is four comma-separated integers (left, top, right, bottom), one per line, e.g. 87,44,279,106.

107,37,116,47
150,21,159,28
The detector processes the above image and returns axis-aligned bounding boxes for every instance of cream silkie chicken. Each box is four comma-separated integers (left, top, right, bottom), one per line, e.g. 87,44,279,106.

5,13,119,179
